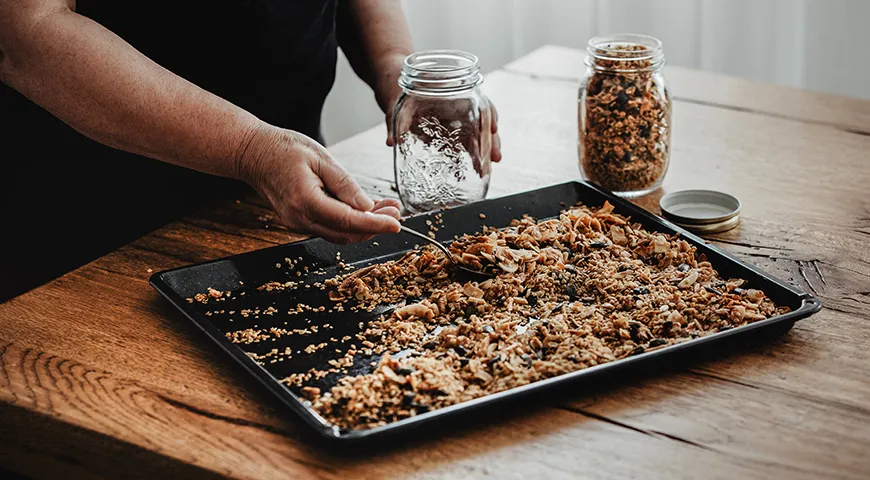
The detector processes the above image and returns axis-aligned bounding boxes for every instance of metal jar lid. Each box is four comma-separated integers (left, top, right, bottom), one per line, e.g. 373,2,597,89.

659,190,741,234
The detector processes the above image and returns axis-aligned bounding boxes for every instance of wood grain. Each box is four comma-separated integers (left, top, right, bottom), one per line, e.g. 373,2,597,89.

1,45,869,479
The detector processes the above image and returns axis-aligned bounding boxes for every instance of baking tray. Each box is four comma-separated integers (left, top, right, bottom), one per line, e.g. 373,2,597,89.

150,181,822,442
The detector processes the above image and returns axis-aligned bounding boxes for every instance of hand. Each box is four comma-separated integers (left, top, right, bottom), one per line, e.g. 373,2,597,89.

239,124,402,244
383,91,502,164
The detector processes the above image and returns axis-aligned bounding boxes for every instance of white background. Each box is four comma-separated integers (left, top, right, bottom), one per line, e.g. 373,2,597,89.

322,0,870,144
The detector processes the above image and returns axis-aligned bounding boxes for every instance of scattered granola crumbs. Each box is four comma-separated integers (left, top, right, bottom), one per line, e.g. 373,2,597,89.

303,342,329,354
226,328,269,344
479,213,486,219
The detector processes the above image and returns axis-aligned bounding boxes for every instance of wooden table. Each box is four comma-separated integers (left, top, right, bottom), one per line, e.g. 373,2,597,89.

2,46,869,479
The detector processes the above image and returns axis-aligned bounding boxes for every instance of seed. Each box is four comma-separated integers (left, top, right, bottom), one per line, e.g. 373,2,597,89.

581,297,596,304
483,325,495,334
589,241,610,248
649,338,668,347
487,354,501,367
453,345,468,357
396,367,414,375
616,91,629,110
520,354,533,367
632,287,649,295
705,286,723,295
677,263,691,272
732,287,745,294
566,284,579,299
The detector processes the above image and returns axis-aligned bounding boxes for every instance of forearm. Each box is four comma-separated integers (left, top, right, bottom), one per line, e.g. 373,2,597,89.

0,5,262,180
337,0,413,112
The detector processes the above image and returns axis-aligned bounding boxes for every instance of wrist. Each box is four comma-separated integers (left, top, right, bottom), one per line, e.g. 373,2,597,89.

373,52,408,113
234,121,285,189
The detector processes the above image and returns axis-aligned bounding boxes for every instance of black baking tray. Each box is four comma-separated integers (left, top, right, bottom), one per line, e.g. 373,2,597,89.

150,181,821,443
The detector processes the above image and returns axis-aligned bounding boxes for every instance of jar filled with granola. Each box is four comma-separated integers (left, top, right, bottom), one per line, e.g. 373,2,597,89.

394,50,493,214
578,34,672,197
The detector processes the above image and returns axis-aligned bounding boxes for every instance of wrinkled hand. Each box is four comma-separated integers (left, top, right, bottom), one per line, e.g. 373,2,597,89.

239,125,401,244
382,91,502,163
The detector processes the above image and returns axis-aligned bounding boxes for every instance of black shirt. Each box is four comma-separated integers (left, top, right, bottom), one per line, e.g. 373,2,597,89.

0,0,338,300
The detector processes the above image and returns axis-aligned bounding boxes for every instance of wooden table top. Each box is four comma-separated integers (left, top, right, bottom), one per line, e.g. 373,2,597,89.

2,46,869,479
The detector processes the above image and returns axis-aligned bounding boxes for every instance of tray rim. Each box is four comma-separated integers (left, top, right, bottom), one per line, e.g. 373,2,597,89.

150,180,823,442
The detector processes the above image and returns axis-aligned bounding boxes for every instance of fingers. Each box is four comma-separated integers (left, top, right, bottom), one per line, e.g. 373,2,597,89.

492,132,502,163
488,102,501,162
372,205,401,220
386,111,395,147
314,155,375,212
307,187,401,234
373,198,402,211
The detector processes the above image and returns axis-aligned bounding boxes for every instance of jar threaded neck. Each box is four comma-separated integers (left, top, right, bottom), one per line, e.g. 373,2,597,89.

586,34,665,72
399,50,483,94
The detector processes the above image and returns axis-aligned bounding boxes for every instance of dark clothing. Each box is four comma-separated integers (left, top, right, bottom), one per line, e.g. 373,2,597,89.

0,1,338,301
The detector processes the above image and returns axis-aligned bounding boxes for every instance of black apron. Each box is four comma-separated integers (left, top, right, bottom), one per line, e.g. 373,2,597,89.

0,1,338,300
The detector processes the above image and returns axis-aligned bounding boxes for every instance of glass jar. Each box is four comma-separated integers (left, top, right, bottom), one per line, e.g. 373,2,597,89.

394,50,493,214
578,34,672,197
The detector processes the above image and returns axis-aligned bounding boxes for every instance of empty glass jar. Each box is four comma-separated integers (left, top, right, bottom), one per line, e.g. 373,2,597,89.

578,34,672,197
393,50,493,214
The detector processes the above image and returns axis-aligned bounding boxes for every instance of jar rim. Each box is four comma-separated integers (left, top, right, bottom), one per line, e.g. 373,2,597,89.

400,49,483,94
585,33,665,72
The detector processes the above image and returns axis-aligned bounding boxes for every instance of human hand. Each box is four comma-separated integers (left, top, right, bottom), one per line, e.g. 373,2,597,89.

239,125,401,244
384,92,502,164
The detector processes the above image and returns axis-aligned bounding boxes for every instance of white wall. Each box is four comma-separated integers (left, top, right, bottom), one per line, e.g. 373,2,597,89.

322,0,870,145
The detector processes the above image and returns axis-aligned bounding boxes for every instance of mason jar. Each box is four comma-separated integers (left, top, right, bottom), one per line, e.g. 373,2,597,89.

394,50,493,214
578,34,672,197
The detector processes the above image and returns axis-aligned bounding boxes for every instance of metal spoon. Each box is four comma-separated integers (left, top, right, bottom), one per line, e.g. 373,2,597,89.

399,225,493,282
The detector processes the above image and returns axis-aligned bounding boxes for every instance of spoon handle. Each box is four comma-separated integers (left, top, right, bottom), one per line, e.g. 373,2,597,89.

399,225,457,266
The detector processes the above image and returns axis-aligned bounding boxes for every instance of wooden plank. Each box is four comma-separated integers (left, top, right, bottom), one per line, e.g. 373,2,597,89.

503,45,870,134
7,333,868,480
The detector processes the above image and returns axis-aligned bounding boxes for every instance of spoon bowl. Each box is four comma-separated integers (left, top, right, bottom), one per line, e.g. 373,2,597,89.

399,225,494,283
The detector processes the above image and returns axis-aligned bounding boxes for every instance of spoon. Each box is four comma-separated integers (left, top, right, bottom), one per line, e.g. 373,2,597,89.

399,225,493,282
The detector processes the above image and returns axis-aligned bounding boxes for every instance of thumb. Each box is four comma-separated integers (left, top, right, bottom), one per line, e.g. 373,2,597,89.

386,111,395,147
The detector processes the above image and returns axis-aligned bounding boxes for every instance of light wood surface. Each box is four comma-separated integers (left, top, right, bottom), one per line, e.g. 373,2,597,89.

2,45,869,479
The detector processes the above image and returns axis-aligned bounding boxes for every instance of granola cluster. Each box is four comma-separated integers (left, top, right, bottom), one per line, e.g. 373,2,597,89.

309,202,786,430
579,44,671,193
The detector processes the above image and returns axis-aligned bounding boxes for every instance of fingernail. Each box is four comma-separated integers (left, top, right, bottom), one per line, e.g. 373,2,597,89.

355,192,374,211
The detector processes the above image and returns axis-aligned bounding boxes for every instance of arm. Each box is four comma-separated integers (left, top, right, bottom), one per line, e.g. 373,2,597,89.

0,0,400,243
336,0,413,117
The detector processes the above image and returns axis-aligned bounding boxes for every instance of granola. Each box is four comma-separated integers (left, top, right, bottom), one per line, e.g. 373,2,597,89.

579,40,671,194
308,202,787,430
